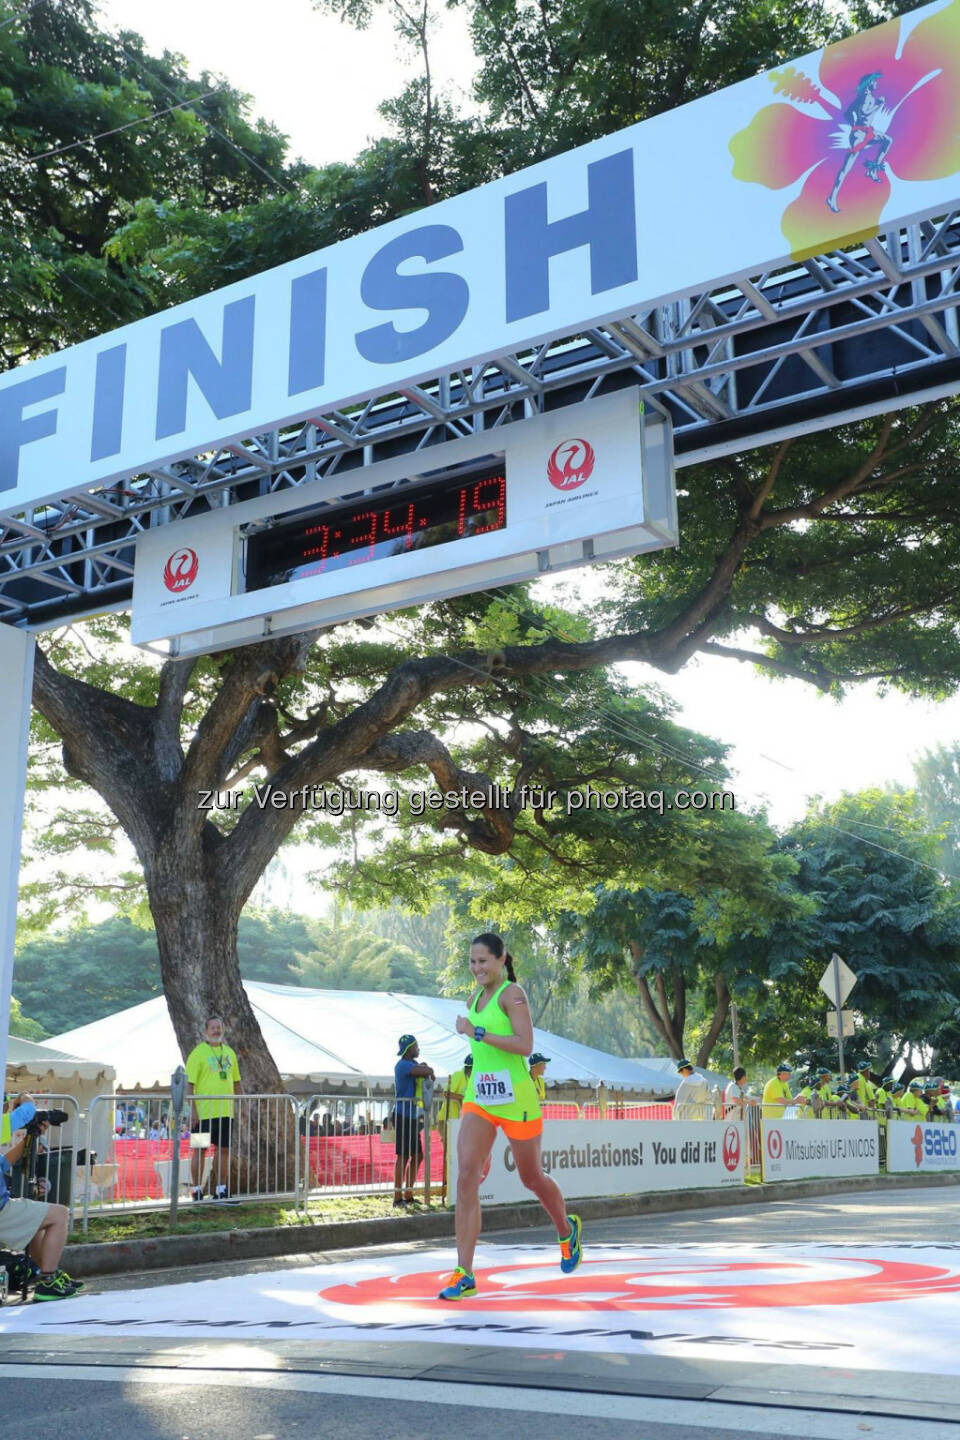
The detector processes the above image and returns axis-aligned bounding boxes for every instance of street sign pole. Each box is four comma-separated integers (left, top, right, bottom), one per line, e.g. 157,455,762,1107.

833,953,845,1076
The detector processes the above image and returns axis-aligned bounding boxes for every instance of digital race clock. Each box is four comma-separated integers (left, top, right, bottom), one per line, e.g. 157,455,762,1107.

245,465,507,592
131,392,677,657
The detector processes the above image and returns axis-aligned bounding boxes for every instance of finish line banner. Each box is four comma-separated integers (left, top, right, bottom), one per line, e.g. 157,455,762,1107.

887,1121,960,1172
761,1119,880,1182
3,2,960,515
449,1119,745,1205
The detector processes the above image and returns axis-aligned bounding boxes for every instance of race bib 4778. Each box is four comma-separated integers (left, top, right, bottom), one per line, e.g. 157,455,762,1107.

474,1071,515,1105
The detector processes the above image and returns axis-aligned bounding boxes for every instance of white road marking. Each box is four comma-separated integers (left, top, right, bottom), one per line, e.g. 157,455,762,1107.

0,1364,957,1439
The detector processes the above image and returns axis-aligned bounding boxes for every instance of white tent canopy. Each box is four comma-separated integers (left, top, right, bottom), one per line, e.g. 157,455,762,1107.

4,1034,117,1151
6,1034,115,1089
49,983,680,1095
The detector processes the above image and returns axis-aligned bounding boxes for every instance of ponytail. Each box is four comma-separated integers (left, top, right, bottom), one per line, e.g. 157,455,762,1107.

473,932,517,982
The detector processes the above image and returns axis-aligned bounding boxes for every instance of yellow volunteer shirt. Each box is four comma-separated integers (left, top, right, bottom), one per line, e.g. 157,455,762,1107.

533,1074,547,1103
761,1076,792,1120
186,1041,240,1120
438,1069,468,1124
900,1091,928,1119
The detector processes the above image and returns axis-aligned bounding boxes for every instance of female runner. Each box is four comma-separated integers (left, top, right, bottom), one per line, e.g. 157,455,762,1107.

438,931,583,1301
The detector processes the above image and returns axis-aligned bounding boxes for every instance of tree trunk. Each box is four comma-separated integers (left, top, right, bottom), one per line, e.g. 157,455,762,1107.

146,844,293,1196
695,974,731,1069
632,943,685,1057
148,861,280,1095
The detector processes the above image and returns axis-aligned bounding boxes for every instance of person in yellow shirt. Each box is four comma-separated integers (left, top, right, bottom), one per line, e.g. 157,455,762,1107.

761,1062,806,1119
844,1072,869,1118
185,1015,241,1201
887,1080,908,1118
796,1072,818,1118
529,1053,549,1104
899,1080,928,1120
854,1061,876,1110
439,1056,473,1125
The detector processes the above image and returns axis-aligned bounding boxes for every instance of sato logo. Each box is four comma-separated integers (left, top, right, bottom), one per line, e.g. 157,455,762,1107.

546,438,595,491
163,547,199,594
912,1124,959,1166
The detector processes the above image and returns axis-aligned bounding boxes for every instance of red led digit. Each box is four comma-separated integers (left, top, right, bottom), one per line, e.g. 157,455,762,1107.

301,522,330,569
346,509,378,564
383,502,416,549
469,474,506,533
457,486,468,537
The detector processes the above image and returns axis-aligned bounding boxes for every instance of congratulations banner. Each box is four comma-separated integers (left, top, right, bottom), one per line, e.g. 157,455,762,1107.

2,2,960,517
449,1118,744,1205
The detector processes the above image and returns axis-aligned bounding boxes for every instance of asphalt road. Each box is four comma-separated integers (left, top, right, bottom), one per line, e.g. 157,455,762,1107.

2,1186,959,1440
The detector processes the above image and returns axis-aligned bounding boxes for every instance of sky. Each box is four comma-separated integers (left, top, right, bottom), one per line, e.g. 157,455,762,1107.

94,0,478,168
80,0,960,845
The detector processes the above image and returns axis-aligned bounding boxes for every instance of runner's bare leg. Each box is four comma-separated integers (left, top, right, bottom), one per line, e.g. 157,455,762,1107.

455,1110,497,1273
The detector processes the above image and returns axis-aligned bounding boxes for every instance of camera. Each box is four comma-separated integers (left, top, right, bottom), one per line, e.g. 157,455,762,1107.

24,1108,69,1136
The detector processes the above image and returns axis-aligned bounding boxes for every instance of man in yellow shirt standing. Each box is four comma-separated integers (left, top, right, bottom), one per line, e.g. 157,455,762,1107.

185,1016,241,1201
761,1062,805,1119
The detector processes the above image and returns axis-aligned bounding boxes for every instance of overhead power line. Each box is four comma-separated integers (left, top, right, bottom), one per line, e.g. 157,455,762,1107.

30,90,218,162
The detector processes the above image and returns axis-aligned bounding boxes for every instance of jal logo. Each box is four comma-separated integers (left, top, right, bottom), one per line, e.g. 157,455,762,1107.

766,1127,783,1161
546,438,595,491
163,547,199,594
722,1125,741,1172
320,1252,960,1312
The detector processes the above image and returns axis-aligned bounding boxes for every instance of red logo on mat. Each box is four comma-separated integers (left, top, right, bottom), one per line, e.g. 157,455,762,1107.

547,439,595,491
320,1255,960,1313
722,1125,742,1171
912,1124,924,1167
163,547,199,593
766,1128,783,1160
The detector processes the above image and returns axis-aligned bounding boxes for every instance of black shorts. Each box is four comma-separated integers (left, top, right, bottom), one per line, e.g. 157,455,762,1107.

192,1117,233,1148
394,1110,423,1159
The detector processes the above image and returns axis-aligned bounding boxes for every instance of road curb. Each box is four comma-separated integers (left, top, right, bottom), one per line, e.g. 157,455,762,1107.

62,1169,960,1278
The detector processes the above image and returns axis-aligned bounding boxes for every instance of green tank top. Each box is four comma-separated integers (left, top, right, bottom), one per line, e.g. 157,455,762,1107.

463,979,540,1121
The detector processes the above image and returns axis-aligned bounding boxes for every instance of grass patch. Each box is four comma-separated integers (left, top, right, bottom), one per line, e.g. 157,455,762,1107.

69,1193,445,1245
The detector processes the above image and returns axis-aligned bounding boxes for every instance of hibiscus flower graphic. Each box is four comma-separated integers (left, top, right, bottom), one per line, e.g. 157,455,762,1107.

730,0,960,260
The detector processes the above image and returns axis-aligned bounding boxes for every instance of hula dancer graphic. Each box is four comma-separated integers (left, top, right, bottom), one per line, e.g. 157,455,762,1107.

826,72,892,212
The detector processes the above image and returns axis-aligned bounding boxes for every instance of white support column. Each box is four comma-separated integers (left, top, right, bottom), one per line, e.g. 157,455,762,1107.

0,624,35,1089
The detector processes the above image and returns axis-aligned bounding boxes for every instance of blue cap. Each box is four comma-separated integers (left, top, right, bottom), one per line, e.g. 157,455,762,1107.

397,1034,417,1056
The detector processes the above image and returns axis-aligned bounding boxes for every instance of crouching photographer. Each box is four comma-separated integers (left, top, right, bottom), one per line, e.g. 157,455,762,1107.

0,1093,82,1301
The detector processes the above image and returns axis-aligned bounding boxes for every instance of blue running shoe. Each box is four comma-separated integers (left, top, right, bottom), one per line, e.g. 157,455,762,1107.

438,1267,477,1301
559,1214,582,1274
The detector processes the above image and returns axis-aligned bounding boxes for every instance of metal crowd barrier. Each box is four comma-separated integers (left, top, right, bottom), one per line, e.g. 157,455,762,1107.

297,1093,444,1209
5,1086,956,1233
79,1091,300,1231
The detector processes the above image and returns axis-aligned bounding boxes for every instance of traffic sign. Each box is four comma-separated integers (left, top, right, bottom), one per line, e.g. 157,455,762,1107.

819,955,856,1010
827,1010,855,1039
